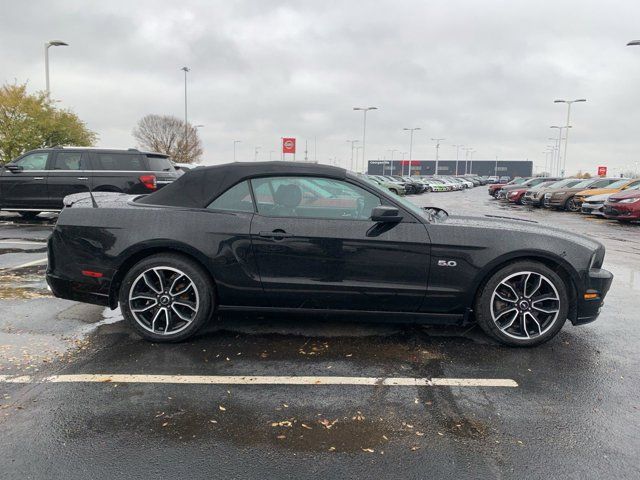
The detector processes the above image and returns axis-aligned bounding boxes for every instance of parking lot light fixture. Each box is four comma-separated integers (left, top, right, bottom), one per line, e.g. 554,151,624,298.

554,99,586,177
387,149,399,175
44,40,68,95
627,40,640,46
353,107,378,173
451,144,464,175
402,128,421,176
430,137,445,176
346,140,359,171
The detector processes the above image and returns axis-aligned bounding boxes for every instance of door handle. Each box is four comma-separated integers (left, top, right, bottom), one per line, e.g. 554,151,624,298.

33,177,44,180
259,230,293,239
77,177,89,180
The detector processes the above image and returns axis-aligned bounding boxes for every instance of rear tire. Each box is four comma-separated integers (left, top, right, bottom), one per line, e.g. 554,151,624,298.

119,253,215,342
474,261,568,347
18,211,40,219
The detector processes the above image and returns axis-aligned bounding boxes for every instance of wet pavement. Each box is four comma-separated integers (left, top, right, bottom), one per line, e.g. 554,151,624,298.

0,192,639,479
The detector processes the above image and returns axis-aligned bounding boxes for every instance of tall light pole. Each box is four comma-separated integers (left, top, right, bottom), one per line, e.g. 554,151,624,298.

233,140,241,162
451,144,464,175
254,146,261,161
181,66,190,159
431,137,445,176
355,146,363,170
353,106,378,173
386,149,399,176
463,147,475,174
346,139,359,171
554,98,586,177
551,125,571,176
44,40,68,95
402,127,421,176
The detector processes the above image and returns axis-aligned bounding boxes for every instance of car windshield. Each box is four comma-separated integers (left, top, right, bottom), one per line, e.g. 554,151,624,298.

607,179,630,189
573,179,596,189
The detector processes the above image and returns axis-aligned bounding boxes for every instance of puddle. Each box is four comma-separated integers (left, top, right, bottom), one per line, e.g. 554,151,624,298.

0,265,50,299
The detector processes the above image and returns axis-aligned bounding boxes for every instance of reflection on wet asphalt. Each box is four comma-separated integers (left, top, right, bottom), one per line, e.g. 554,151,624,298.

0,194,639,479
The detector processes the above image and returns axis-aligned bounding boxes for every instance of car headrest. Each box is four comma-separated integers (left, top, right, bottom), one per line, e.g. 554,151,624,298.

274,184,302,208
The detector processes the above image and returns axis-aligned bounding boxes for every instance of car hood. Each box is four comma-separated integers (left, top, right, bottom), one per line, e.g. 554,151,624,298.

609,190,640,200
576,187,620,197
442,214,601,250
583,193,611,202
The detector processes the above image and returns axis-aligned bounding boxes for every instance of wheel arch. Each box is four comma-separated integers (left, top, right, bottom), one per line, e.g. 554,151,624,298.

108,242,217,309
469,251,579,323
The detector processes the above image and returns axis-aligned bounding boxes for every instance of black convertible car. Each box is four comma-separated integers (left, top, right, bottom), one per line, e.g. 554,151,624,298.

46,162,613,347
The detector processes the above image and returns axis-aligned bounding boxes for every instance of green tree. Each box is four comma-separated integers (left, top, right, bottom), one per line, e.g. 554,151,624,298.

0,83,97,164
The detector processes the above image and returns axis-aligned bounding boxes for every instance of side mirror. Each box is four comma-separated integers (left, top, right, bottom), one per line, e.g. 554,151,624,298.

4,164,23,173
371,205,402,223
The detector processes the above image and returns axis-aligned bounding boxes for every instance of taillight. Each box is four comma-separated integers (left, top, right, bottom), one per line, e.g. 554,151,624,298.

139,174,157,190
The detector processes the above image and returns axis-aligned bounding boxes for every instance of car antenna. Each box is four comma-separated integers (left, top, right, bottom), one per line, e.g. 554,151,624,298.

88,185,99,208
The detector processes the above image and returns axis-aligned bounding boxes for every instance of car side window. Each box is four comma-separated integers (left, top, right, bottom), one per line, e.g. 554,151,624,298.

94,153,144,171
51,152,87,170
206,181,254,212
13,152,49,170
250,176,381,220
625,181,640,190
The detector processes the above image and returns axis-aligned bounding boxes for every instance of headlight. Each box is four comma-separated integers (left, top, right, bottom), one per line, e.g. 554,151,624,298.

619,198,640,204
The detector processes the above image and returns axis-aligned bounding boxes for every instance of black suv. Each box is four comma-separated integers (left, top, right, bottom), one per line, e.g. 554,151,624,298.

0,147,179,218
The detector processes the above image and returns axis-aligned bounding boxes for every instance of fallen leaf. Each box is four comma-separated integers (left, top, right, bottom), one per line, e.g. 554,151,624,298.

301,423,313,430
362,448,374,453
162,422,169,427
416,431,425,436
411,446,420,451
328,446,336,452
219,405,226,411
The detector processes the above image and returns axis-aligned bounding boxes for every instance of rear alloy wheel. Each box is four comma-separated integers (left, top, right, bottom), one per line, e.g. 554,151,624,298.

18,211,41,220
475,261,568,346
119,254,214,342
565,196,581,212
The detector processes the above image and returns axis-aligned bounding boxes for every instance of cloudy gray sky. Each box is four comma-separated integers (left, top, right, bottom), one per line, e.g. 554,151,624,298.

2,0,640,174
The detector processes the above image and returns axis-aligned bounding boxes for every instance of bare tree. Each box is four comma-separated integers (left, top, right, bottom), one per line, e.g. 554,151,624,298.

132,114,203,164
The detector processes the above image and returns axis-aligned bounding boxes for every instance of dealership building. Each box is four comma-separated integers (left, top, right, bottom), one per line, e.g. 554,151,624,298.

367,159,533,178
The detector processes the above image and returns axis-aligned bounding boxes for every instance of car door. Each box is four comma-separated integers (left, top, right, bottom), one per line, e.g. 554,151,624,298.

249,175,431,312
0,151,50,209
46,151,93,207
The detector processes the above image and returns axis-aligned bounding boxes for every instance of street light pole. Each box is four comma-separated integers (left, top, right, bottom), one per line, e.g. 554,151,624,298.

402,128,421,176
451,144,464,175
386,149,399,176
431,137,445,176
353,107,378,173
181,66,190,160
550,126,571,176
254,146,261,161
44,40,68,95
233,140,241,162
554,98,586,177
346,139,359,171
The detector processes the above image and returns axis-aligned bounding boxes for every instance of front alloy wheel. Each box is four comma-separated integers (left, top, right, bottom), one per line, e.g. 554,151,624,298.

475,261,568,346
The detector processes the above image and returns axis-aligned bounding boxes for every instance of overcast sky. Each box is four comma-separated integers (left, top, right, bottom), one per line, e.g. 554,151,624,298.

2,0,640,174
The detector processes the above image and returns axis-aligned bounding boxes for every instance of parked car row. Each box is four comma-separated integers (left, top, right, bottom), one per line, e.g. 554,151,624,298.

364,174,489,195
491,175,640,223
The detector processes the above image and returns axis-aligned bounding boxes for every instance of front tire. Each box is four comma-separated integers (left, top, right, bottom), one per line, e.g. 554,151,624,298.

474,261,568,347
119,253,215,342
565,197,580,212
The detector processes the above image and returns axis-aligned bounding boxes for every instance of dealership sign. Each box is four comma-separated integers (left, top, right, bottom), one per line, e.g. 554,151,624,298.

597,166,607,176
282,138,296,154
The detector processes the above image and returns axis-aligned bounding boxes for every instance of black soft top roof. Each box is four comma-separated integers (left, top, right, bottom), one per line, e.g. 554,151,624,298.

137,161,348,208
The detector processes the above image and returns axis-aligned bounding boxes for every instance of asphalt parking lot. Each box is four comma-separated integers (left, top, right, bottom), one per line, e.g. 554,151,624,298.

1,188,639,479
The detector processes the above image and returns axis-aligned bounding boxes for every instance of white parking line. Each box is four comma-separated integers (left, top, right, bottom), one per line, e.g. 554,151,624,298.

0,257,48,271
0,240,47,245
0,374,518,387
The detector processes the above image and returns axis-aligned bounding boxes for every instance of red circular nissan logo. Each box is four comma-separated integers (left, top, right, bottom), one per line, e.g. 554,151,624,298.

284,140,294,148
